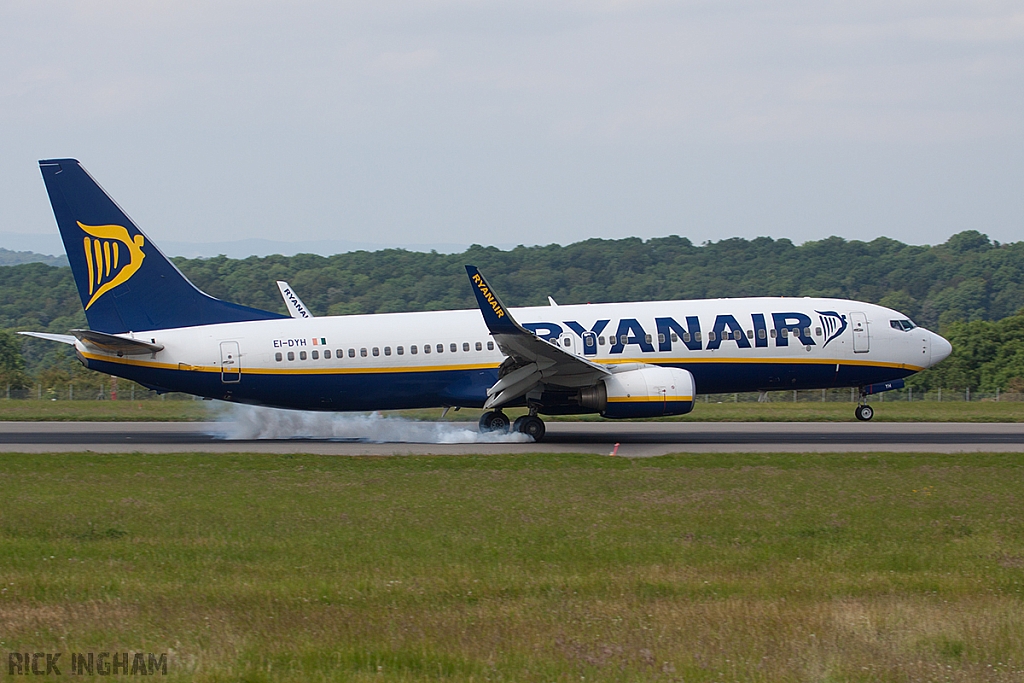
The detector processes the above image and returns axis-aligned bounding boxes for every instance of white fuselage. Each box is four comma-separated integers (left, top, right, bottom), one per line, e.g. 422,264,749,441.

76,297,950,412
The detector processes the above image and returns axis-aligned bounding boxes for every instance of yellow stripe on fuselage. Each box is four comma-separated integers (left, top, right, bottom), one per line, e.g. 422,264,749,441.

606,396,693,403
79,349,924,376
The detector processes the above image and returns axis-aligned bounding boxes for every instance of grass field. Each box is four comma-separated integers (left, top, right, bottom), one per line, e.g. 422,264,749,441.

1,451,1022,681
2,398,1024,422
0,398,208,421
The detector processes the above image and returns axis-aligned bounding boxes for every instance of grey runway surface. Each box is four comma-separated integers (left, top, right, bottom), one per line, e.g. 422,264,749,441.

1,421,1023,456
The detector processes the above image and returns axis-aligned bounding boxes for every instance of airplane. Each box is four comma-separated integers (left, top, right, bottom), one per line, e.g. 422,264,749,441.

21,159,952,441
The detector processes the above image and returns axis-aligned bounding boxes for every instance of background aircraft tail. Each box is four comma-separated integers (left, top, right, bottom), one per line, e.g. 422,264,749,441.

38,159,284,333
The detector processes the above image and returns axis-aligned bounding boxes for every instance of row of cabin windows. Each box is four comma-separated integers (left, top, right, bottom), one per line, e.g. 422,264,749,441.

579,326,823,346
275,340,496,362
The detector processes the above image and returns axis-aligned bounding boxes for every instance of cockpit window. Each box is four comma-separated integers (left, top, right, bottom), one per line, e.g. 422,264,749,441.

890,319,917,331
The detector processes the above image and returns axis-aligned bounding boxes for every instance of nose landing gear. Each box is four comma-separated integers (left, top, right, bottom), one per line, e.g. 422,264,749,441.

855,404,874,421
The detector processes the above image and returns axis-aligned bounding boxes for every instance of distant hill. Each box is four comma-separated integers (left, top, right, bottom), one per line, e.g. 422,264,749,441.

0,248,67,267
1,230,1021,337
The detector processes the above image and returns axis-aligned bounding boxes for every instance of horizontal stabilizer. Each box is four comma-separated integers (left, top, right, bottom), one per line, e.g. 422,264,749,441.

18,331,77,345
70,329,164,355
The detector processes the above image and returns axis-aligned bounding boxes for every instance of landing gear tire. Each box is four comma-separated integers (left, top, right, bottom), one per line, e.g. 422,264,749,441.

512,415,546,442
479,410,510,434
855,404,874,421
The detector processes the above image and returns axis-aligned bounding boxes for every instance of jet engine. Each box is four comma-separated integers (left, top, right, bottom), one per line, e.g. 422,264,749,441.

578,366,696,418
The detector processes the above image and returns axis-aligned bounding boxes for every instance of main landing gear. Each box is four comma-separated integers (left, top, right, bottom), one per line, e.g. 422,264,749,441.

479,410,546,441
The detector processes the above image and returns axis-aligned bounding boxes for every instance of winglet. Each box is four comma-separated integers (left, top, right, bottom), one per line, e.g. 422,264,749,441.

465,265,521,334
277,281,313,318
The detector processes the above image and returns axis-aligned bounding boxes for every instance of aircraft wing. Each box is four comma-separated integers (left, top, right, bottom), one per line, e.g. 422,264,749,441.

277,281,314,318
465,266,609,410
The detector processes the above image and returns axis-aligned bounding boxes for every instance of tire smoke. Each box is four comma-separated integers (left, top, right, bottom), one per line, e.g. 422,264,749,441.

208,403,532,443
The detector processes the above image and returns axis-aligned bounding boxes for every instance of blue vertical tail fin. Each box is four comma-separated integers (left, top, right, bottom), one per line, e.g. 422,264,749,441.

39,159,284,333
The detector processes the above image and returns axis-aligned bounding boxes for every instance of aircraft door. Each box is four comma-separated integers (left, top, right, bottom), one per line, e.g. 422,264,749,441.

850,312,869,353
558,332,578,356
220,341,241,383
581,331,598,356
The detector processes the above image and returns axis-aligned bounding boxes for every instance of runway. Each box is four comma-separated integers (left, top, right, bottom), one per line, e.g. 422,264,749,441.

1,421,1023,456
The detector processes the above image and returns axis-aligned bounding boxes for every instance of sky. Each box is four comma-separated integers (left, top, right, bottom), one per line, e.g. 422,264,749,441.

1,0,1022,254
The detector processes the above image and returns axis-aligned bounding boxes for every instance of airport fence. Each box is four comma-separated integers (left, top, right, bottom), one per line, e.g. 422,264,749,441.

2,381,196,402
1,383,1019,404
697,388,1023,403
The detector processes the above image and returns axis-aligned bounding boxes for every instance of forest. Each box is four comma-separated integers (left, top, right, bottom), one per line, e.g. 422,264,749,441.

1,229,1022,393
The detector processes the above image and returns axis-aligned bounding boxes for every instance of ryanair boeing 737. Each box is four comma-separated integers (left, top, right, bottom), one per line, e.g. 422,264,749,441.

22,159,952,441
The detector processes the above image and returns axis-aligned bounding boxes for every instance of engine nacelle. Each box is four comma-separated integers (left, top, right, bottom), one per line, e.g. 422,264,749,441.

579,366,696,418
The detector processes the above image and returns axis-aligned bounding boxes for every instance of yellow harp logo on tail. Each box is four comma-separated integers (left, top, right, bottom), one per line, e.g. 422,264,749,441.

78,221,145,310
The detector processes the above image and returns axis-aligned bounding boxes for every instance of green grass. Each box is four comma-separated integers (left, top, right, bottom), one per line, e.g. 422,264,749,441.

0,398,208,421
4,399,1024,422
1,451,1022,681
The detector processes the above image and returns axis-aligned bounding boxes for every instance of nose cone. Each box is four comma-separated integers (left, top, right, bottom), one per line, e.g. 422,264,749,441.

929,330,952,366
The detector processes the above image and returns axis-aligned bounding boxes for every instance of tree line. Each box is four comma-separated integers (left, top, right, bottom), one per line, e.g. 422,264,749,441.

1,230,1022,393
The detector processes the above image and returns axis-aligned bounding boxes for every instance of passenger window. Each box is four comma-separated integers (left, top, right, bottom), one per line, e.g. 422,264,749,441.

360,348,368,357
694,332,701,341
450,343,457,353
287,351,295,361
770,329,777,338
658,334,665,344
758,329,766,339
487,341,494,350
682,332,689,342
815,327,822,337
411,345,418,354
598,336,605,345
324,350,331,359
645,334,652,344
803,327,810,338
275,352,283,362
372,347,380,357
780,329,788,338
438,344,444,353
384,346,391,356
475,341,482,351
620,335,628,344
671,333,678,342
348,348,356,358
397,346,404,355
311,350,319,360
424,344,431,354
708,331,716,342
746,330,753,339
299,351,307,360
563,338,571,347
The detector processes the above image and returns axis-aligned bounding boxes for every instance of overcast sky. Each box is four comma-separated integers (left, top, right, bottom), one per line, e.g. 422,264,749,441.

1,1,1022,253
